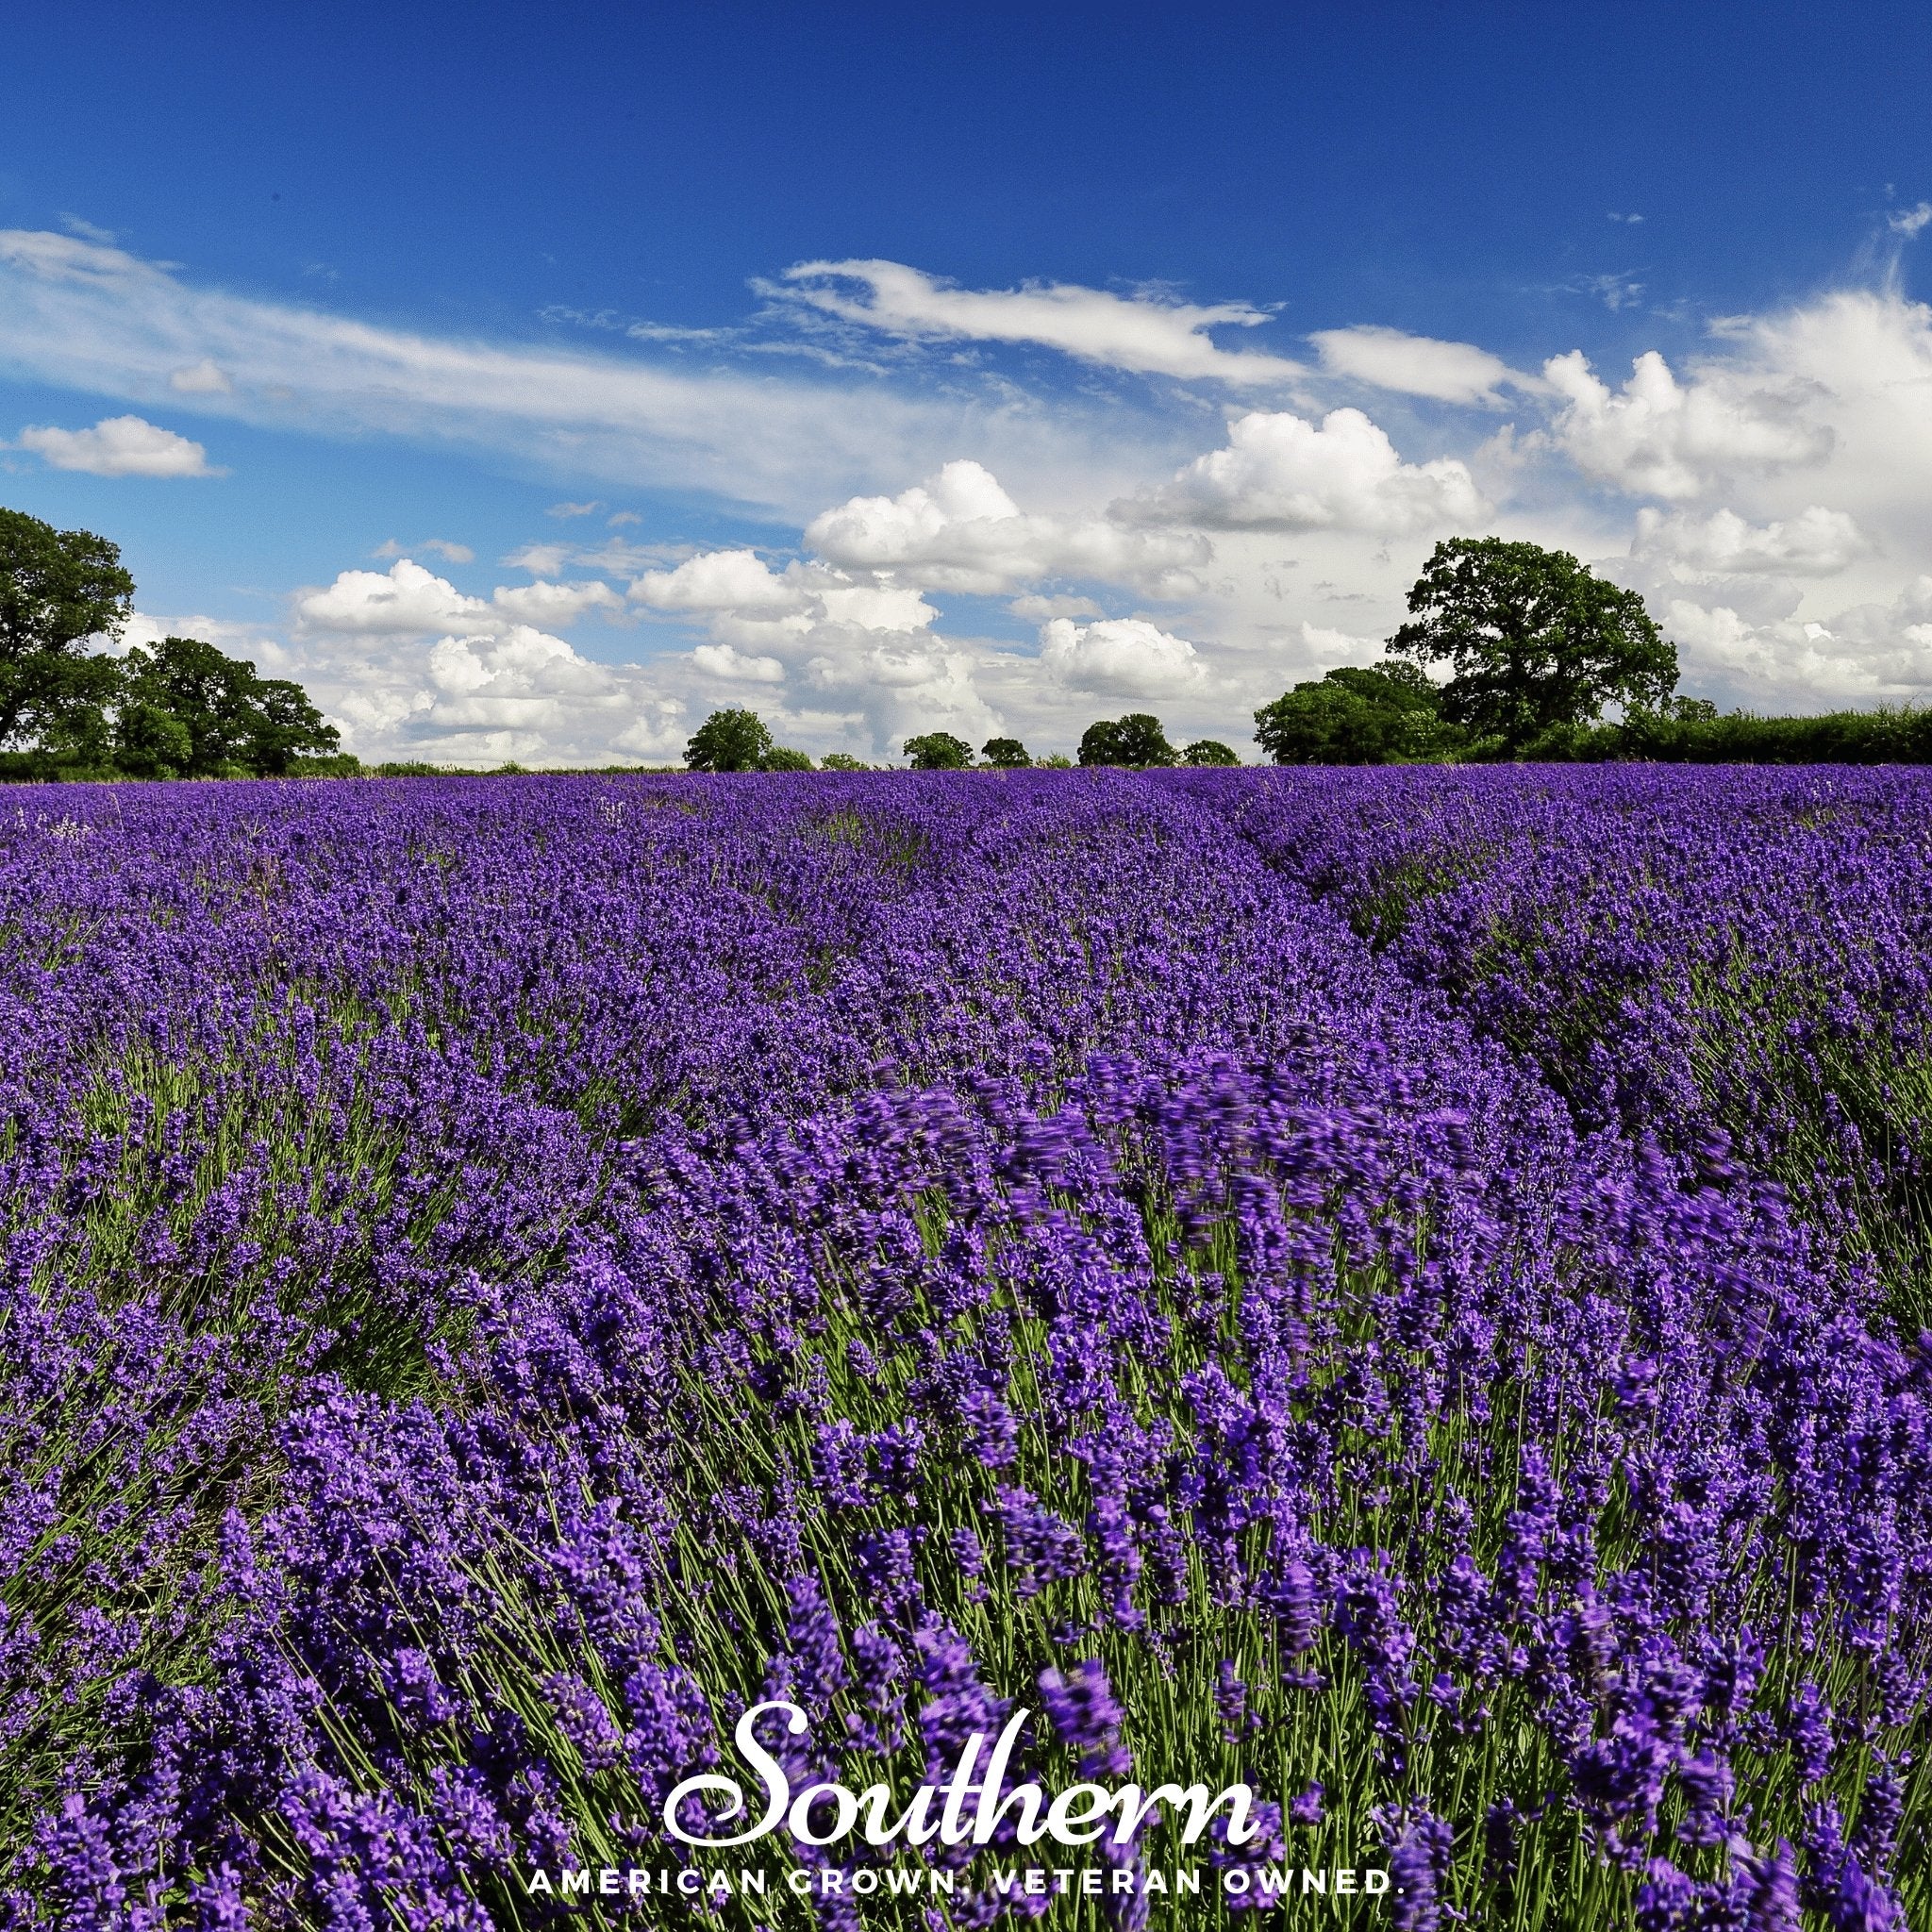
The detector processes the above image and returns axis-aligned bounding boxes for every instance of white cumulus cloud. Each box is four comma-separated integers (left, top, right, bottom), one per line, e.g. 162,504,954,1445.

692,642,787,683
491,578,625,627
1122,408,1486,535
629,549,941,645
1633,505,1870,575
803,633,1002,750
47,223,1932,740
297,558,491,636
631,548,810,614
296,556,628,645
612,539,1019,751
805,458,1208,595
1662,578,1932,704
18,413,219,477
419,625,626,724
1039,616,1206,697
1542,349,1830,500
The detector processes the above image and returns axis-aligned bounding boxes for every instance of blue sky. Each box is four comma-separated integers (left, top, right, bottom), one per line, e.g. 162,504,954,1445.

3,0,1931,761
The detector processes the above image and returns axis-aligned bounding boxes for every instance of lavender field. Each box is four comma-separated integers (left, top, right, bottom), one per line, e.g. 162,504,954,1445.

3,766,1928,1930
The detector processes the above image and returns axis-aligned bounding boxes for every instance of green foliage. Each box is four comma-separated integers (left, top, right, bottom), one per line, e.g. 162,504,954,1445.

1036,751,1074,768
759,745,814,771
110,701,194,780
1531,699,1932,765
902,731,974,769
684,708,774,772
1077,713,1175,767
1180,737,1241,766
1390,537,1678,752
980,736,1031,768
244,675,343,774
120,635,341,777
1254,660,1456,765
0,511,344,782
817,751,870,771
0,508,135,758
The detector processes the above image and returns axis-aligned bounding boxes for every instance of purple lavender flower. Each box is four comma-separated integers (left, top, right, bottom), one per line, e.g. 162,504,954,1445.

1382,1807,1455,1932
1038,1657,1131,1779
3,767,1930,1928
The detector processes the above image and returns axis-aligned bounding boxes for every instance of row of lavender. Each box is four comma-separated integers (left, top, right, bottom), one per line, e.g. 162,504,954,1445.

1195,765,1932,1327
0,770,1924,1928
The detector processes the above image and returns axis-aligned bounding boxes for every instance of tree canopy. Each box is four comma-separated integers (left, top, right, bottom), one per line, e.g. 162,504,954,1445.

0,508,136,757
115,635,339,777
685,708,775,772
0,508,346,781
1255,660,1452,765
980,736,1031,768
1388,537,1677,752
1181,738,1241,766
903,731,974,770
1078,714,1176,768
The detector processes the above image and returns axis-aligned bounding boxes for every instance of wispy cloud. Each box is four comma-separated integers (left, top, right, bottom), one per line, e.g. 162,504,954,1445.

773,259,1305,386
1307,325,1540,406
169,358,232,393
58,213,120,246
1568,271,1647,311
0,229,1129,518
374,536,475,563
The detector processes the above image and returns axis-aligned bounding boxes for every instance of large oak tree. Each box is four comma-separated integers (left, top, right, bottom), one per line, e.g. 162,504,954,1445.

1388,537,1677,752
0,508,135,755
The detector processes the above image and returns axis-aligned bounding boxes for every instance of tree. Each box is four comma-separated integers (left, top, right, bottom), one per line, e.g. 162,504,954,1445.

819,751,870,771
686,708,774,772
119,636,340,777
1182,739,1241,766
0,507,135,755
761,745,814,770
1254,661,1451,765
1388,537,1677,753
111,702,193,779
903,732,974,769
980,736,1031,768
1077,714,1175,767
242,676,342,774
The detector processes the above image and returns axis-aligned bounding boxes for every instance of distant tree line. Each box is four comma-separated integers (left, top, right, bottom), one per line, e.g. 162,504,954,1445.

707,538,1932,774
678,709,1247,773
15,507,1930,780
0,508,345,780
1245,536,1932,767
